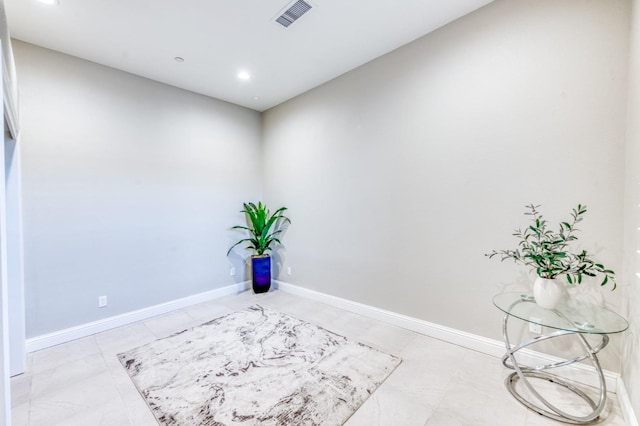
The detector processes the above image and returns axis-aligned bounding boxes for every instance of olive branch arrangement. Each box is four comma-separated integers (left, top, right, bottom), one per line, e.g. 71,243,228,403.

486,204,616,290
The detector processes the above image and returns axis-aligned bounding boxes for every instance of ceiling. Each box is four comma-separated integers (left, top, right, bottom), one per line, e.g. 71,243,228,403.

4,0,493,111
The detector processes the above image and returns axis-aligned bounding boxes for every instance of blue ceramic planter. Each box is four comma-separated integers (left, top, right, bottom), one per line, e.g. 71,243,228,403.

251,255,271,293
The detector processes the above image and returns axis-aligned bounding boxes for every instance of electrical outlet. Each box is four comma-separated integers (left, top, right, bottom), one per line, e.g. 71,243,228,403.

287,266,292,275
98,295,108,308
230,267,236,276
529,317,542,334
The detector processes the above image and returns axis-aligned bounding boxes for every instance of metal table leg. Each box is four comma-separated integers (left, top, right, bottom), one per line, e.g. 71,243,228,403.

501,313,608,424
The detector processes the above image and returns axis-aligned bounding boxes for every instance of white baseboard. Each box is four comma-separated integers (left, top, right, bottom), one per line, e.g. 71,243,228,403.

618,377,640,426
274,281,621,393
25,281,250,353
25,278,626,399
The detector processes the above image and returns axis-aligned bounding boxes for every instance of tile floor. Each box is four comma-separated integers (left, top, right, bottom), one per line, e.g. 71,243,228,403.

10,289,627,425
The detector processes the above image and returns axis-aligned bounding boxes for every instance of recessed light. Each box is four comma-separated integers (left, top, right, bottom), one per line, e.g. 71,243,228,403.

238,71,251,81
174,57,184,63
38,0,59,5
252,96,261,101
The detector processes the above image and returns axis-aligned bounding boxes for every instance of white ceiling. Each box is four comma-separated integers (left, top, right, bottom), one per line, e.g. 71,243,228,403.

4,0,493,111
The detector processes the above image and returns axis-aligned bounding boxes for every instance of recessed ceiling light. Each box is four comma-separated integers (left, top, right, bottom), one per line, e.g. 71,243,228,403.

238,71,251,81
174,57,184,63
252,96,261,101
38,0,59,5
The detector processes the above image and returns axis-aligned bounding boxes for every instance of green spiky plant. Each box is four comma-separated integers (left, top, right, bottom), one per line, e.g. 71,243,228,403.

486,204,616,290
227,202,291,256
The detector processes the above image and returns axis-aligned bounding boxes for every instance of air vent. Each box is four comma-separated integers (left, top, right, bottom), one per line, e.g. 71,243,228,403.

275,0,312,28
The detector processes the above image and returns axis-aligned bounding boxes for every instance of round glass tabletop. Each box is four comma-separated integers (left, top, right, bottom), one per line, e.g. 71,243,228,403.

493,292,629,334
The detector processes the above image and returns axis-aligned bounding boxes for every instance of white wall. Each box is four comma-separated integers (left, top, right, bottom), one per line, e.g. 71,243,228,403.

263,0,630,371
13,41,263,338
622,0,640,418
0,128,11,426
4,132,23,377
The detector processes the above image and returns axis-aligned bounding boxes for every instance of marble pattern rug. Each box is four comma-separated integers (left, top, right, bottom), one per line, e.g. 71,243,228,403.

118,305,401,425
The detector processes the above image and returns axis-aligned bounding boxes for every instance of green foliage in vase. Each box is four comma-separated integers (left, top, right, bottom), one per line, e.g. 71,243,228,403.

486,204,616,290
227,202,291,256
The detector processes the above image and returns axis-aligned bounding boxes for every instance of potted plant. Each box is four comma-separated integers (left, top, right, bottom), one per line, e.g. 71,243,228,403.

486,204,615,309
227,202,291,293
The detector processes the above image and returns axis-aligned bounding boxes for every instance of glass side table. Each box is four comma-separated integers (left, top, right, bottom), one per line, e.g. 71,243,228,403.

493,292,629,424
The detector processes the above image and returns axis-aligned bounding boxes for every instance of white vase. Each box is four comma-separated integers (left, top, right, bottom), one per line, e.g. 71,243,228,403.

532,277,564,309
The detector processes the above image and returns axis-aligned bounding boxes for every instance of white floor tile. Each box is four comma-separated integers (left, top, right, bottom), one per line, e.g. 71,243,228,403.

27,371,125,425
181,299,233,322
30,336,101,375
94,321,158,357
11,402,29,426
142,310,201,339
30,352,108,400
10,373,31,408
345,380,436,426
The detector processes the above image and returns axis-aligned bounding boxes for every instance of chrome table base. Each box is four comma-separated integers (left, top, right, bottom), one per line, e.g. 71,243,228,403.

501,313,608,424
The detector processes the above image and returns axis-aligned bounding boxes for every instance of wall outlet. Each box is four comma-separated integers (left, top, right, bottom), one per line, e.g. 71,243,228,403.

98,295,108,308
287,266,292,275
529,317,542,334
230,267,236,276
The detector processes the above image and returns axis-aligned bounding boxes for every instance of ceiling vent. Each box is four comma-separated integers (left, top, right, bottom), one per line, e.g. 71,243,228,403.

275,0,312,28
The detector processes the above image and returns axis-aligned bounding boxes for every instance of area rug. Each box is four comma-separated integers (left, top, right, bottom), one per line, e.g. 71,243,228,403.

118,305,401,425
